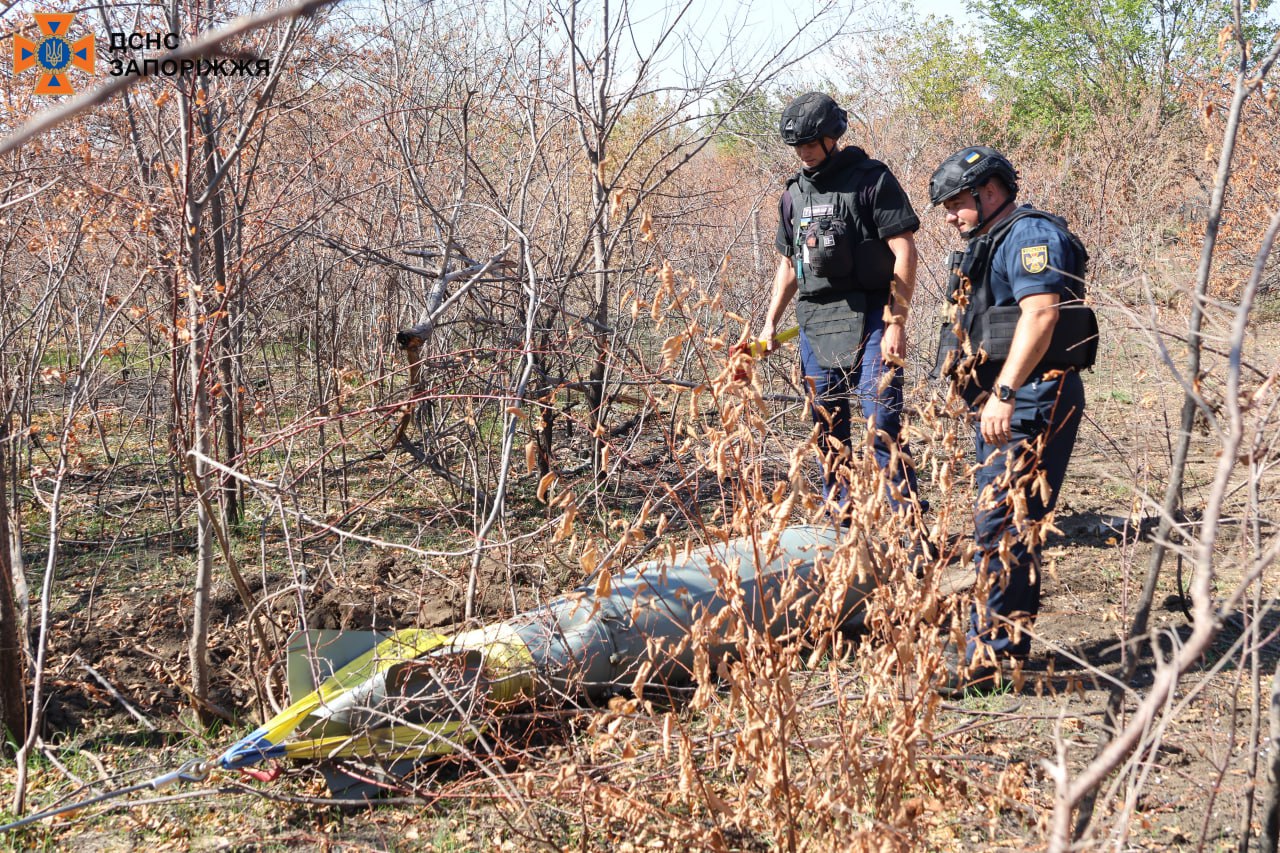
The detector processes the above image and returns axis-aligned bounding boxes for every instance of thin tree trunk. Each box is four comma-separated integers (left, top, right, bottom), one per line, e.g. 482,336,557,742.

586,184,610,477
566,0,613,481
751,206,761,275
1056,198,1280,853
0,414,26,746
1074,24,1280,840
186,282,216,723
201,106,243,527
1261,658,1280,852
12,425,73,814
4,420,26,637
179,48,217,722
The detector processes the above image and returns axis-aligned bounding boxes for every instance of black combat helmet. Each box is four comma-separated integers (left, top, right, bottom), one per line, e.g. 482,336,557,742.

928,146,1019,206
779,92,848,146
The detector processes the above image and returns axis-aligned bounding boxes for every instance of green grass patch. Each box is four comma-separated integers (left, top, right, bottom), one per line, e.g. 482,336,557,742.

1104,388,1134,404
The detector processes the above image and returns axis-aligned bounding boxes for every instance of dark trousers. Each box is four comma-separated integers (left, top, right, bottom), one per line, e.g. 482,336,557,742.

798,317,920,513
967,370,1084,661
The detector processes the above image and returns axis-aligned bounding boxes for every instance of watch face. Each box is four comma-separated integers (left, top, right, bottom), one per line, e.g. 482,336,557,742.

998,384,1014,401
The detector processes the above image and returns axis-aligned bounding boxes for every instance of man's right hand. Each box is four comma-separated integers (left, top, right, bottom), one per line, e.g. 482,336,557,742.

759,322,776,352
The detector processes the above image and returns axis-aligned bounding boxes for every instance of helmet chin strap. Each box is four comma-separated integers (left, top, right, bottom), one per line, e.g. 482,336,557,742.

961,190,1013,240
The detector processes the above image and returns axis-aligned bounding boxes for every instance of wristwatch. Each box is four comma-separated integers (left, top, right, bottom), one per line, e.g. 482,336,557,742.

996,383,1015,402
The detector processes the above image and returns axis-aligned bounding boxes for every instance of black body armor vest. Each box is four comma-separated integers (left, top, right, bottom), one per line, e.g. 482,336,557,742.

786,159,896,299
934,207,1098,383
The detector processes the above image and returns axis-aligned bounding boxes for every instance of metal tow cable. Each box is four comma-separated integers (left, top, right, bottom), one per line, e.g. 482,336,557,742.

0,758,212,834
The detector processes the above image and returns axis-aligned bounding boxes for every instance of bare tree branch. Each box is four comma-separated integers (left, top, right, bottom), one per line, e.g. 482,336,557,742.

0,0,342,157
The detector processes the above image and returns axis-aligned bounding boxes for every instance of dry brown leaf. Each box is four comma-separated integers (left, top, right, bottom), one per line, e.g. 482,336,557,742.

660,333,686,369
638,209,654,242
536,472,558,503
579,541,600,575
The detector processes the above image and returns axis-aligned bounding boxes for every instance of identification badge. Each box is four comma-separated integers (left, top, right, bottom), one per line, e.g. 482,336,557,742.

1021,245,1049,274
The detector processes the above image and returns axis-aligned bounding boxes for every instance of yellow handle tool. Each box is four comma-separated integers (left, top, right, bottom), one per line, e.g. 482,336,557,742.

746,325,799,357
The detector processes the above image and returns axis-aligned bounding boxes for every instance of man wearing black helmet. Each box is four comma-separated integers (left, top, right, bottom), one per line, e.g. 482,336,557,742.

928,146,1097,696
759,92,923,518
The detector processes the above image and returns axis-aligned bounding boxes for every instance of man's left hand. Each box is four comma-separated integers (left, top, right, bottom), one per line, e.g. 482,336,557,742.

980,394,1014,445
881,322,906,365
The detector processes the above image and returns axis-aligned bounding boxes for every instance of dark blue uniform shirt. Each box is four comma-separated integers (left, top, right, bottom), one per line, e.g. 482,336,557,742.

988,208,1082,306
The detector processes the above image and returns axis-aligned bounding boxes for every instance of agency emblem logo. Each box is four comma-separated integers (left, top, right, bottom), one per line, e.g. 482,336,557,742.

13,13,95,95
1021,245,1049,275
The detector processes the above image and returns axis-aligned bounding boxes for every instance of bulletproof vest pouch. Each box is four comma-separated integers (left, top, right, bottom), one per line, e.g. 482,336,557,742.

929,249,966,380
799,203,854,283
975,305,1021,362
930,320,960,380
1045,301,1099,368
788,162,896,298
796,292,867,371
977,302,1098,368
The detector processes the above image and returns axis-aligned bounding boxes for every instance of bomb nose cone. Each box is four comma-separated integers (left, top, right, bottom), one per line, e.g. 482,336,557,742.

219,726,286,769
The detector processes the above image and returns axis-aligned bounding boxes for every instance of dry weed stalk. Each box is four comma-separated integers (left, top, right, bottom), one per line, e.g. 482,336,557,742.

1049,19,1280,849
